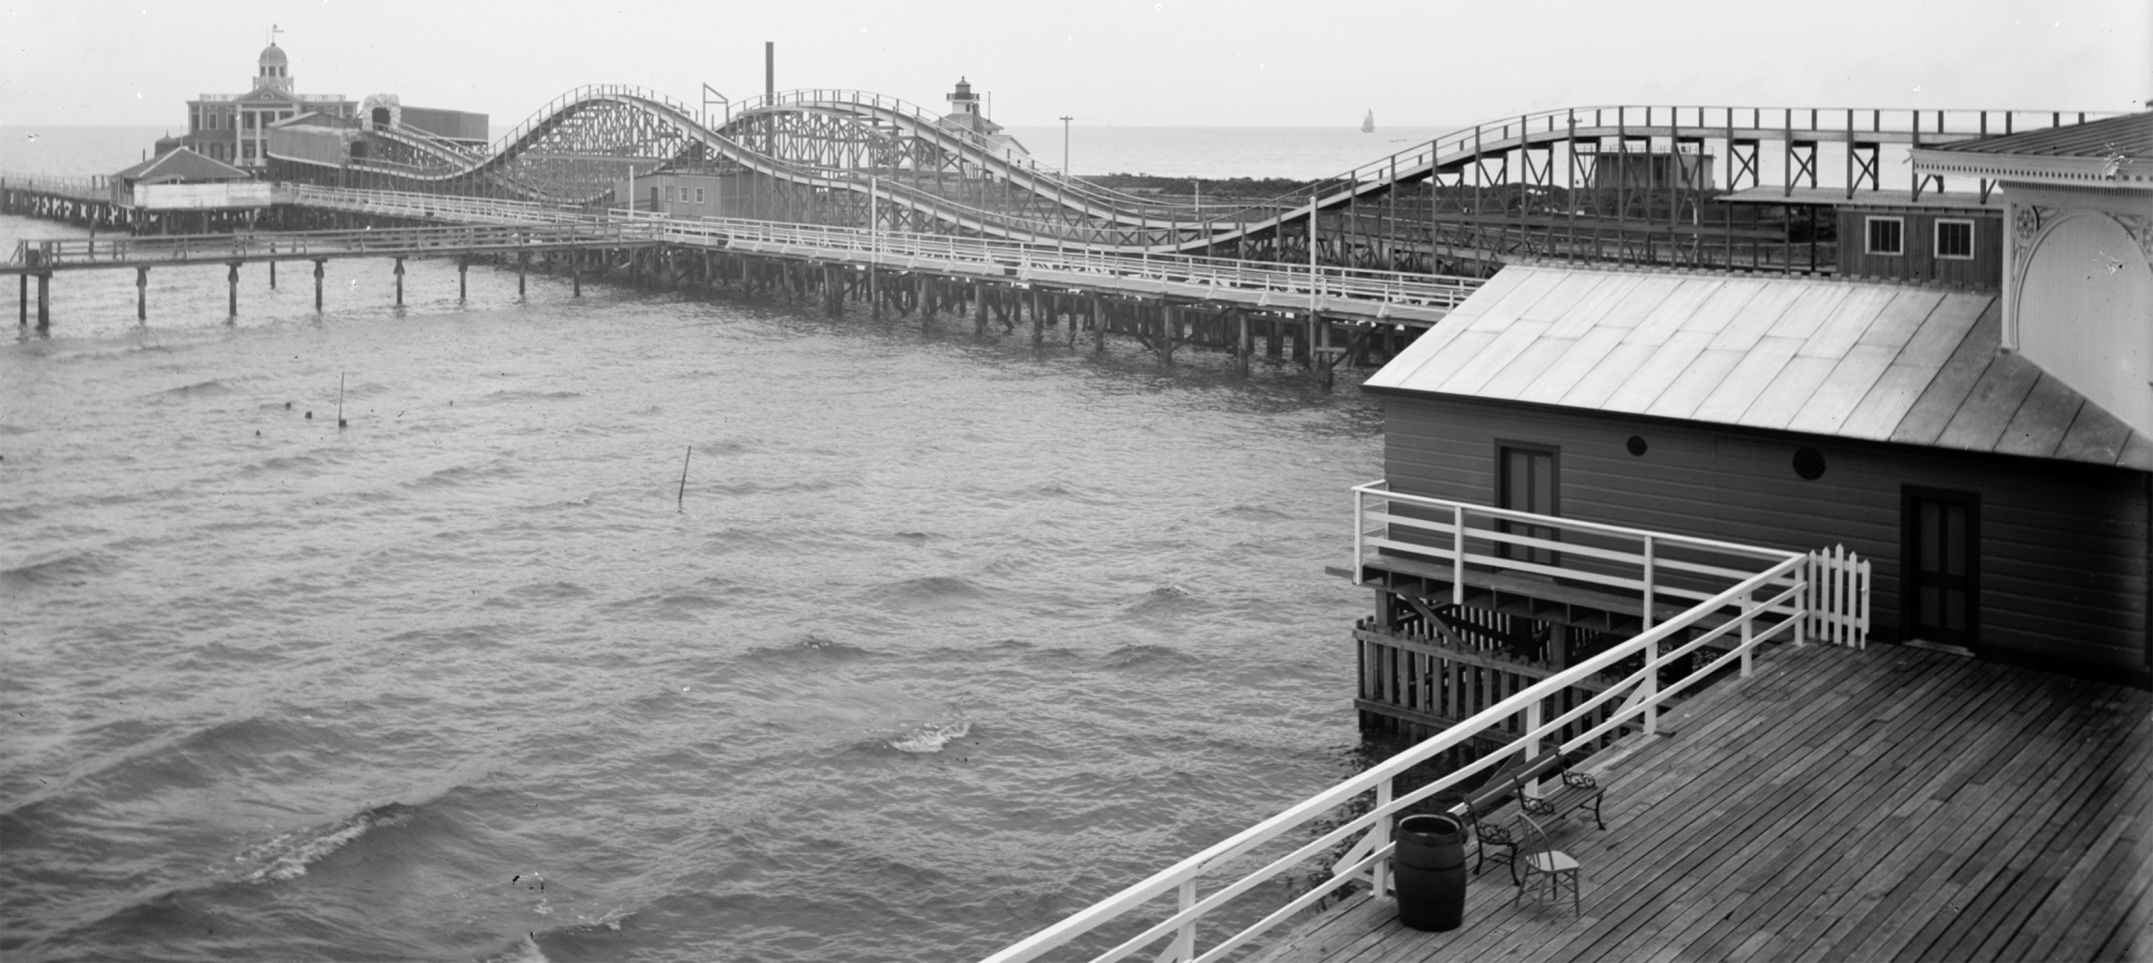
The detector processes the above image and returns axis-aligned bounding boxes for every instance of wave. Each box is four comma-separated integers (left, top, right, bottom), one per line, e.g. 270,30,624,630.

476,389,585,405
1218,503,1293,521
0,551,112,587
858,575,989,609
741,633,875,664
148,379,233,399
885,717,972,754
407,463,515,490
480,906,638,963
234,801,419,884
1103,643,1196,668
1122,584,1206,618
0,422,31,435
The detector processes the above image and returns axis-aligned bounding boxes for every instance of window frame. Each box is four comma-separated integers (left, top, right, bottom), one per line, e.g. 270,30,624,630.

1934,218,1975,261
1864,215,1905,256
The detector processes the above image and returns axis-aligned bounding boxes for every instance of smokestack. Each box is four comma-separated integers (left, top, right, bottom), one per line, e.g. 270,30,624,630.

765,42,774,100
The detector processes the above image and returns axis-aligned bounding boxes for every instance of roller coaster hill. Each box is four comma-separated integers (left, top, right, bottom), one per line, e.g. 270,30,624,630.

257,84,2114,279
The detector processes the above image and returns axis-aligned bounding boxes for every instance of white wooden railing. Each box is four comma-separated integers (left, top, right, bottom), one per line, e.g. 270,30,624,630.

1352,482,1809,628
982,487,1817,963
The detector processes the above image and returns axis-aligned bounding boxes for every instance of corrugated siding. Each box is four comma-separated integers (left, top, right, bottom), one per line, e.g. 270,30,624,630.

1382,396,2149,675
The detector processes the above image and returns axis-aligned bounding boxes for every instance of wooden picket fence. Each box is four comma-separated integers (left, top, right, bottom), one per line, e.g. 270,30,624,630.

1805,544,1871,648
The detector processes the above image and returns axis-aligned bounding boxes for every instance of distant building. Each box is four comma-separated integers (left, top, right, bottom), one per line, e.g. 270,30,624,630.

937,77,1031,162
171,39,358,169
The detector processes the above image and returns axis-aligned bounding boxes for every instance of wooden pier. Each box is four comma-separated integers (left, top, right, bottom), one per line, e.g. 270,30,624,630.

1252,642,2153,963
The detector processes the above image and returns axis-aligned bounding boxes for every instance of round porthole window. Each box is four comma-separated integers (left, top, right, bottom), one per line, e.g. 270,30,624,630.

1626,435,1648,456
1793,448,1827,480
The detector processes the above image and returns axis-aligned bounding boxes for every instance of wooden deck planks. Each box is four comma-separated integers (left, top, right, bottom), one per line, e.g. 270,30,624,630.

1251,644,2153,963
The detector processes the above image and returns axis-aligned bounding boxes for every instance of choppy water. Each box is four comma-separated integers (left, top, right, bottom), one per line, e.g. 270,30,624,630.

1,208,1389,961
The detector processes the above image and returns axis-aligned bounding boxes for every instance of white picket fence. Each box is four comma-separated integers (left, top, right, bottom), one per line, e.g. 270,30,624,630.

1805,544,1871,648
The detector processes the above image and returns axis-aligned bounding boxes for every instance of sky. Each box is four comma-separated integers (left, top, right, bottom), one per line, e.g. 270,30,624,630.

1,0,2147,129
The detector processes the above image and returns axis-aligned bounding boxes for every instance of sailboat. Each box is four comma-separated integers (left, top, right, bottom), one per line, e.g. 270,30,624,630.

1361,109,1374,133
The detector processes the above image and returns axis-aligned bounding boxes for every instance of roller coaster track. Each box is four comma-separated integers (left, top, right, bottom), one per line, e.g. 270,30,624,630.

273,87,2115,268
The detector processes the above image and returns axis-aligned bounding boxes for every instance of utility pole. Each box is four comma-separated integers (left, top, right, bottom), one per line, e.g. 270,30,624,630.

1059,115,1073,173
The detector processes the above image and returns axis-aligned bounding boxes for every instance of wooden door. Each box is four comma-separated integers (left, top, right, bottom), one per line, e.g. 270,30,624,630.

1498,444,1559,567
1903,487,1979,647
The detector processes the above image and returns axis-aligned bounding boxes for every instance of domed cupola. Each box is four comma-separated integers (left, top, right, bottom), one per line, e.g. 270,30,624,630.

254,40,292,93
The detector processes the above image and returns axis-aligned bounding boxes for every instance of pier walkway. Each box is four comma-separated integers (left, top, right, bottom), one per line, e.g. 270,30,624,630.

1252,642,2153,963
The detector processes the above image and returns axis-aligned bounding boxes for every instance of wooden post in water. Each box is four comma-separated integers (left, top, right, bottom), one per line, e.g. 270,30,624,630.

1092,295,1106,354
1235,310,1251,378
313,260,325,311
1160,305,1176,367
268,256,276,289
571,256,581,298
457,258,468,301
17,274,24,327
35,272,50,331
393,258,405,307
136,267,148,322
517,252,528,298
226,262,239,317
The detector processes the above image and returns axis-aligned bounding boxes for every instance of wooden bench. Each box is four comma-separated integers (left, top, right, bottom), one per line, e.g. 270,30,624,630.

1515,752,1606,831
1456,752,1608,883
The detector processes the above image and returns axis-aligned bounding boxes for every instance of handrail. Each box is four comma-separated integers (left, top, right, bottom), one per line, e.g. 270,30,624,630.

11,183,1485,316
983,484,1810,962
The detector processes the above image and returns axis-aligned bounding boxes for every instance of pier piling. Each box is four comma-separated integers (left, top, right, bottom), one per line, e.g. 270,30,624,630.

313,259,325,311
227,263,239,318
457,258,468,301
393,258,405,307
136,267,148,321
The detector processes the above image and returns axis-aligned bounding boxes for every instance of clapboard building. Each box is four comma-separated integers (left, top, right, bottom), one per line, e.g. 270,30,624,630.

1352,111,2153,719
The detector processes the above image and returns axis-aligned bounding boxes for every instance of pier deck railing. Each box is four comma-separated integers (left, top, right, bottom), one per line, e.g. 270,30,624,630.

1351,482,1809,623
8,221,655,270
983,487,1810,963
261,185,1485,315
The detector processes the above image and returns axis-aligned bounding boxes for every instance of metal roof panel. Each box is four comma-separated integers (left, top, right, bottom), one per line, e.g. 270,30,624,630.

1993,373,2085,460
1787,343,1903,436
1520,327,1630,405
1560,341,1664,409
1742,355,1839,430
1605,329,1716,411
1694,335,1804,422
1646,347,1747,420
1838,363,1942,440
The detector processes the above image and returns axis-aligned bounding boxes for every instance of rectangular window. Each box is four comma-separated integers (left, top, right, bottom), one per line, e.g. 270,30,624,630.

1935,219,1974,260
695,188,706,203
1865,216,1904,256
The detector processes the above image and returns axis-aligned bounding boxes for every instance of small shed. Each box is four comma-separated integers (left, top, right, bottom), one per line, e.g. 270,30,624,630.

1361,263,2152,684
111,147,269,210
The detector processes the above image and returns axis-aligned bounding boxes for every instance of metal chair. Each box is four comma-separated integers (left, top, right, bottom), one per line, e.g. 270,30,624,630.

1512,814,1581,915
1463,798,1520,883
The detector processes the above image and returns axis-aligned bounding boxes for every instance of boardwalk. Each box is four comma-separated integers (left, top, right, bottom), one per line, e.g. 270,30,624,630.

1254,643,2153,963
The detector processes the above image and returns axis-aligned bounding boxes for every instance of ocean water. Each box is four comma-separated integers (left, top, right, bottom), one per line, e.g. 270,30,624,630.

0,123,1394,963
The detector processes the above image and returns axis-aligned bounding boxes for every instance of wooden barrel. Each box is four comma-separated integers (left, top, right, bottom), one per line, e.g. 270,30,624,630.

1395,813,1467,931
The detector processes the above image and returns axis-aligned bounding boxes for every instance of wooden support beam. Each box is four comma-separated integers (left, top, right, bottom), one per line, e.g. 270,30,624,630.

35,272,50,331
393,257,405,307
227,262,239,318
457,258,468,301
313,259,325,311
136,267,148,322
